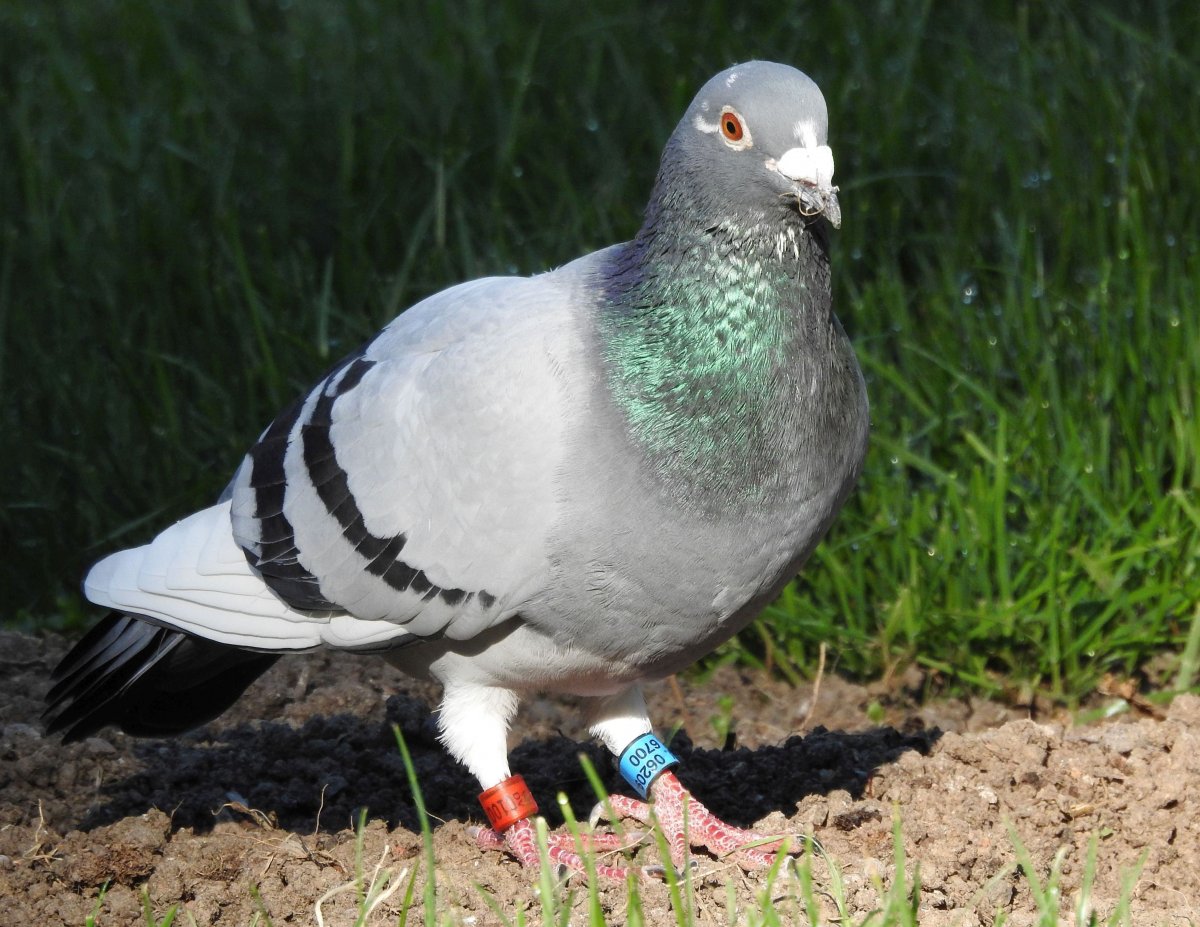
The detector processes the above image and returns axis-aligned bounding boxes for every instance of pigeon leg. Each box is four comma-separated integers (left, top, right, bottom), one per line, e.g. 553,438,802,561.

598,771,800,870
586,687,795,871
441,685,651,877
472,774,647,877
470,818,640,879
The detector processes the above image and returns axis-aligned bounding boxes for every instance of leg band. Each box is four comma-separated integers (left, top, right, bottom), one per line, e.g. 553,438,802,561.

618,732,679,798
478,774,538,832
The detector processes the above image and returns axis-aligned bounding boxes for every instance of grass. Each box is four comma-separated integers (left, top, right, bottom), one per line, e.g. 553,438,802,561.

77,740,1160,926
2,0,1198,706
81,824,1155,927
1008,825,1150,927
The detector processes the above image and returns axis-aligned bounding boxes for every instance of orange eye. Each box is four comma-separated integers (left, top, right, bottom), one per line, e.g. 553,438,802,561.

720,111,744,142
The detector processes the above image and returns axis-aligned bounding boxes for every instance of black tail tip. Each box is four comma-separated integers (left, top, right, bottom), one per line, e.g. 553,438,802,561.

44,612,278,741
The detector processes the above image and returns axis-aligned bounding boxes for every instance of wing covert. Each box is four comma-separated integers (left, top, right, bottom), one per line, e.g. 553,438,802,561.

230,273,581,641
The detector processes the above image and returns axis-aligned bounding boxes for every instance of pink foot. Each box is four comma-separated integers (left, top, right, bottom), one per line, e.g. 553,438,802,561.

470,817,643,879
596,771,800,871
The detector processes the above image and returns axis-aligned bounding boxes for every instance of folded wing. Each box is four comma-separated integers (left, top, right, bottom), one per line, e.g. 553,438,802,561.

85,271,582,651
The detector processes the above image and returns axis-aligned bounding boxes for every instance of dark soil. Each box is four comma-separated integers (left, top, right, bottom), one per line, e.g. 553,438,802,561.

1,632,1195,925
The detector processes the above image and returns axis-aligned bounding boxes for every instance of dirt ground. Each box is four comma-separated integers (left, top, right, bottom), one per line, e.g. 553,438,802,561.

1,631,1196,926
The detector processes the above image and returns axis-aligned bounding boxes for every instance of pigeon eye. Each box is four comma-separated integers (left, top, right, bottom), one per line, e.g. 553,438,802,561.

720,111,745,141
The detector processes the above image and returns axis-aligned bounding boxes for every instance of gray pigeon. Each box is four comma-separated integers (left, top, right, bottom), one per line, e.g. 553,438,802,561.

45,60,867,876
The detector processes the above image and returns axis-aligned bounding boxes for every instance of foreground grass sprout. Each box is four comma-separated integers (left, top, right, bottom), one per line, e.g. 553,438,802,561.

313,809,407,927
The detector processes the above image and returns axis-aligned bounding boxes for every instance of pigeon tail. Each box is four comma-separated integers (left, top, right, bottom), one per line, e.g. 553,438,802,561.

43,612,278,741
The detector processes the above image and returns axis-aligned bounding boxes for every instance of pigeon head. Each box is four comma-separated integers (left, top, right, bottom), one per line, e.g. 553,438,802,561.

654,61,841,232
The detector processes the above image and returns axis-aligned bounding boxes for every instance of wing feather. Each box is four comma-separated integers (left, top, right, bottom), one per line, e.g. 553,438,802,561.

83,259,595,652
227,268,586,642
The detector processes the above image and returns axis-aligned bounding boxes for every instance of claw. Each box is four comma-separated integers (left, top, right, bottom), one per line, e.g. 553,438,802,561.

642,858,698,881
586,799,650,839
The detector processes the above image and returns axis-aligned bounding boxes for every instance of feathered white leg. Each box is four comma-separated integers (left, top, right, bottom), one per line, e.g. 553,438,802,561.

445,683,638,877
588,685,655,754
436,683,519,788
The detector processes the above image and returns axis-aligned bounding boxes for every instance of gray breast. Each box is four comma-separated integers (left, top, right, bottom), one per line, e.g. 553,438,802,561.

522,301,868,677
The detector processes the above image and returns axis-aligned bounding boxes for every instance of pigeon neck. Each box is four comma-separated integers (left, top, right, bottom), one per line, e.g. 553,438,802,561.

597,192,834,503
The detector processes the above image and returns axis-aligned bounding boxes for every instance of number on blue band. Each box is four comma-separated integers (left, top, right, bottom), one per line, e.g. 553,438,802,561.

618,732,679,798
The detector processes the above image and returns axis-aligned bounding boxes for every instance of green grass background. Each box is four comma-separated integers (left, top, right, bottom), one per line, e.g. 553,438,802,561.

2,0,1197,705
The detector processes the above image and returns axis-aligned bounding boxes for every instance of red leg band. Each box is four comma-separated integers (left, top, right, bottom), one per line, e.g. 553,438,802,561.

478,774,539,832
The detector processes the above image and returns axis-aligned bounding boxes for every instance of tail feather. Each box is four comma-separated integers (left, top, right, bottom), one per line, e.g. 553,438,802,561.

46,615,177,706
44,612,278,742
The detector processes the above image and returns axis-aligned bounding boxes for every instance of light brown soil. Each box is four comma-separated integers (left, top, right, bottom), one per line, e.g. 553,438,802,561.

1,631,1196,925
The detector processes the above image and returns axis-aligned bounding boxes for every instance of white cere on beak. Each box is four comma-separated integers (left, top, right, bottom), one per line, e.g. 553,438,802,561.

773,145,836,189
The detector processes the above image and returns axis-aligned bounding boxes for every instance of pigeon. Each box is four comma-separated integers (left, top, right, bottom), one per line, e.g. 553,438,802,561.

44,60,867,877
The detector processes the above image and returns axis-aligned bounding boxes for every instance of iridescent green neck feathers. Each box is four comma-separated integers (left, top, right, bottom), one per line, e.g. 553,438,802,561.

598,210,833,504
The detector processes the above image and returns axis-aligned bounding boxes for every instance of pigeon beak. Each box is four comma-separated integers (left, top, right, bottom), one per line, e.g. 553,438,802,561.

769,145,842,229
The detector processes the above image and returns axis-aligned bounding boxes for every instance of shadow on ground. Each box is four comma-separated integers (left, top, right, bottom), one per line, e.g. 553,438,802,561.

6,634,1197,923
75,693,939,835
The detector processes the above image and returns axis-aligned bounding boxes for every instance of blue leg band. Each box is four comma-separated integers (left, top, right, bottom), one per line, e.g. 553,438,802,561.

618,732,680,798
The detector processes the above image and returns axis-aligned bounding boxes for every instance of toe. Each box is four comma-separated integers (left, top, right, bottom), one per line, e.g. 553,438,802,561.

475,817,638,880
589,794,653,827
646,771,805,869
469,824,506,852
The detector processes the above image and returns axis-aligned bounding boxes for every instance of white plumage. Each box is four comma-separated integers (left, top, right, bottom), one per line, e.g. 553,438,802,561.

84,501,414,650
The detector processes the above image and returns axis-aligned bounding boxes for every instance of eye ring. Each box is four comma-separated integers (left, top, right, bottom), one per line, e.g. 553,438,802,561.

720,110,745,142
717,108,752,149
